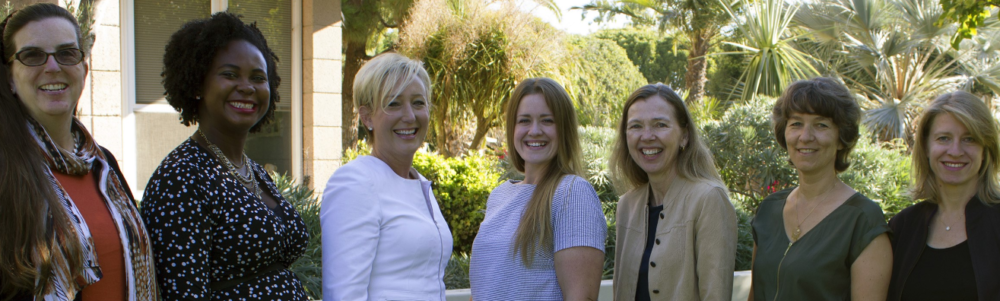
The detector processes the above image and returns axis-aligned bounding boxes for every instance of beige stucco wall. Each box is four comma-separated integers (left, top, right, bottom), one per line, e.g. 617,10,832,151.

75,0,126,169
302,0,343,191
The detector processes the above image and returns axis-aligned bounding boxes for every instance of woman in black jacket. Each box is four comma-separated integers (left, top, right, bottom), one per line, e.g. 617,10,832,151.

887,91,1000,301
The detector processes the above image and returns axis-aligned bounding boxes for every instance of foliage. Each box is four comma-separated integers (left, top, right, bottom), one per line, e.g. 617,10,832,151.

702,97,798,213
413,152,503,254
839,133,914,220
561,35,647,128
274,172,323,300
577,0,740,103
399,0,564,157
937,0,998,48
593,28,688,88
444,252,471,289
793,0,964,142
578,126,619,204
719,0,820,100
735,207,754,270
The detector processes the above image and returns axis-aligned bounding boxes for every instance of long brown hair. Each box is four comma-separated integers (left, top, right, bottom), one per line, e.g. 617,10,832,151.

0,4,86,299
505,78,585,266
911,91,1000,205
609,83,723,192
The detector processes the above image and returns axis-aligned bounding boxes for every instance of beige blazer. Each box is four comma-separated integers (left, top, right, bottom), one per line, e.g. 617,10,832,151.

613,177,737,301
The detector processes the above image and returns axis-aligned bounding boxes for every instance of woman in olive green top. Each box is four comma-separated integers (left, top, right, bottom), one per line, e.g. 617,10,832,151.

749,78,892,301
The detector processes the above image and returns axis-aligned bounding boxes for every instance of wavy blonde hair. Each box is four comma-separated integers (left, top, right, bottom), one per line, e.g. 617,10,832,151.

911,91,1000,205
609,83,723,193
505,78,584,266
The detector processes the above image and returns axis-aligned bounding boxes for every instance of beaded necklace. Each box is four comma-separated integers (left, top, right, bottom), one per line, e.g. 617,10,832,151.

198,129,262,199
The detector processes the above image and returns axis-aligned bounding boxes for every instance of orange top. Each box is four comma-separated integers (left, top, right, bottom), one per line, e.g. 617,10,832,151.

54,171,126,301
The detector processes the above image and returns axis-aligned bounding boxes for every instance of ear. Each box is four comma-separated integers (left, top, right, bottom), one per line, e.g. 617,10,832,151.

359,106,373,129
681,128,690,150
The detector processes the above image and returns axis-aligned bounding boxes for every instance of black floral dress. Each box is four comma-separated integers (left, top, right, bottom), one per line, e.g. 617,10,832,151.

140,139,309,300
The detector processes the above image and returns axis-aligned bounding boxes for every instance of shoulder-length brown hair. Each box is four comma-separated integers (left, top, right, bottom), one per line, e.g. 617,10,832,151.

609,83,723,192
505,78,584,266
911,91,1000,205
772,77,861,172
0,3,86,298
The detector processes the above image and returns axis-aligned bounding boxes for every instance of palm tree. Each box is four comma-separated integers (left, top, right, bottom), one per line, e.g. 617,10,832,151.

793,0,962,142
718,0,820,100
576,0,737,103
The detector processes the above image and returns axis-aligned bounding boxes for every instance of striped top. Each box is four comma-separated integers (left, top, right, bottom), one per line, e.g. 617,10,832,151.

470,175,607,301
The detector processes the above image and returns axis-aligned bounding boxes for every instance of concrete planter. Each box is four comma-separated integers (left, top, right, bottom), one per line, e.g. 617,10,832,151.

444,270,753,301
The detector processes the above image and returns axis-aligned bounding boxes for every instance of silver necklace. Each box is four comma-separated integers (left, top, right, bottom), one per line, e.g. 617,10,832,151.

198,129,261,199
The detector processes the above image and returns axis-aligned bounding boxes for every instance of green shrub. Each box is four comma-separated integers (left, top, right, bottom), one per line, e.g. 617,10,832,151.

562,36,647,128
444,252,472,289
839,133,914,220
274,172,322,300
701,96,798,214
412,152,503,254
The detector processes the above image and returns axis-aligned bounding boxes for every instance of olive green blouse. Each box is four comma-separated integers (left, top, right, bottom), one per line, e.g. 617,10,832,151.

751,187,889,301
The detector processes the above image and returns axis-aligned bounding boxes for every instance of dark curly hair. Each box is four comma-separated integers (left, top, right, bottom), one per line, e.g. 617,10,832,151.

161,12,280,133
772,77,861,173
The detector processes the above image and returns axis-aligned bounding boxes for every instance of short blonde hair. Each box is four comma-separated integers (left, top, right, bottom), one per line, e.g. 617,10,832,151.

911,91,1000,205
352,52,432,136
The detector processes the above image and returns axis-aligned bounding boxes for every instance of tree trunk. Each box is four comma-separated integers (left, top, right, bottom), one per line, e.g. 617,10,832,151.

469,112,490,152
343,40,367,152
684,30,712,104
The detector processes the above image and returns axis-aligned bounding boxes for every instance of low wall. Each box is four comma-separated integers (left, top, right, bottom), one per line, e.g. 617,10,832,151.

445,270,753,301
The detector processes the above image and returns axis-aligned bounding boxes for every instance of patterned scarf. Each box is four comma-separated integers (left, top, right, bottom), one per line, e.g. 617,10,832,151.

26,117,159,301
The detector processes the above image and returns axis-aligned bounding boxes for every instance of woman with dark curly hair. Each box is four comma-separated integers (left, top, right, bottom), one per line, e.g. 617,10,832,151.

748,78,891,301
139,12,309,300
0,3,158,301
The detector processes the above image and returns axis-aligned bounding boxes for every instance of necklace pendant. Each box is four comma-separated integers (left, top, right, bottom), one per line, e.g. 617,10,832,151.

792,228,801,241
946,226,951,231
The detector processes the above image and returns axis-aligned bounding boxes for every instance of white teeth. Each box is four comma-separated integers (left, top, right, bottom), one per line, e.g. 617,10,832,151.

526,142,546,147
39,84,67,91
799,149,816,153
642,148,662,155
394,129,416,135
230,102,254,109
944,163,965,168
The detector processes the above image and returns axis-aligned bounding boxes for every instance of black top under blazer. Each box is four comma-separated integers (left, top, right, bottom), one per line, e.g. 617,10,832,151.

887,196,1000,301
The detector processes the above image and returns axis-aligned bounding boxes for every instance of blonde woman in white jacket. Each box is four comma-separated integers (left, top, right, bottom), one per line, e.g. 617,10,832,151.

320,52,453,301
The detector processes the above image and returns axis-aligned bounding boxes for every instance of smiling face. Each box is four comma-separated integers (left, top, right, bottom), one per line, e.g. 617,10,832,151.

197,39,270,134
361,76,429,161
785,111,842,175
626,96,688,181
927,112,983,191
513,94,559,173
10,17,87,124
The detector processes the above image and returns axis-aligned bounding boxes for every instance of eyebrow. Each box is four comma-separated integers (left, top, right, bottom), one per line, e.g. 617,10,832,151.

19,43,77,52
628,117,671,123
518,113,553,118
217,64,266,72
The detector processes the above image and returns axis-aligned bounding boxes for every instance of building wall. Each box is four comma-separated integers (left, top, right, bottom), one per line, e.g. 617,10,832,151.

76,0,126,170
303,0,343,191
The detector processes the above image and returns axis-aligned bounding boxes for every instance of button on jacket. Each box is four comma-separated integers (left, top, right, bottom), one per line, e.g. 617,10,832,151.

613,177,737,301
321,156,454,301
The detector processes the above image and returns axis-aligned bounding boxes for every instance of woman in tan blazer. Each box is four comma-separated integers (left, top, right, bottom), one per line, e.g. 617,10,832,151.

610,83,738,301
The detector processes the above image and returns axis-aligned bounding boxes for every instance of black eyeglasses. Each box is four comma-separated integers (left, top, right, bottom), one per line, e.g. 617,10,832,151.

11,48,84,66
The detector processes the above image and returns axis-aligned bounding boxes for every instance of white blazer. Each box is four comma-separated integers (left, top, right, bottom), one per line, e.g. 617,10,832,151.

321,156,454,301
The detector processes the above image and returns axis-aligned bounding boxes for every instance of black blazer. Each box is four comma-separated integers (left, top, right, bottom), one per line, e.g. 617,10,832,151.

887,196,1000,301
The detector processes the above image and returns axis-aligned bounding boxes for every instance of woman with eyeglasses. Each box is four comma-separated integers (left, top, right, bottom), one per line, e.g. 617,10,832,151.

0,3,159,301
139,12,309,300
